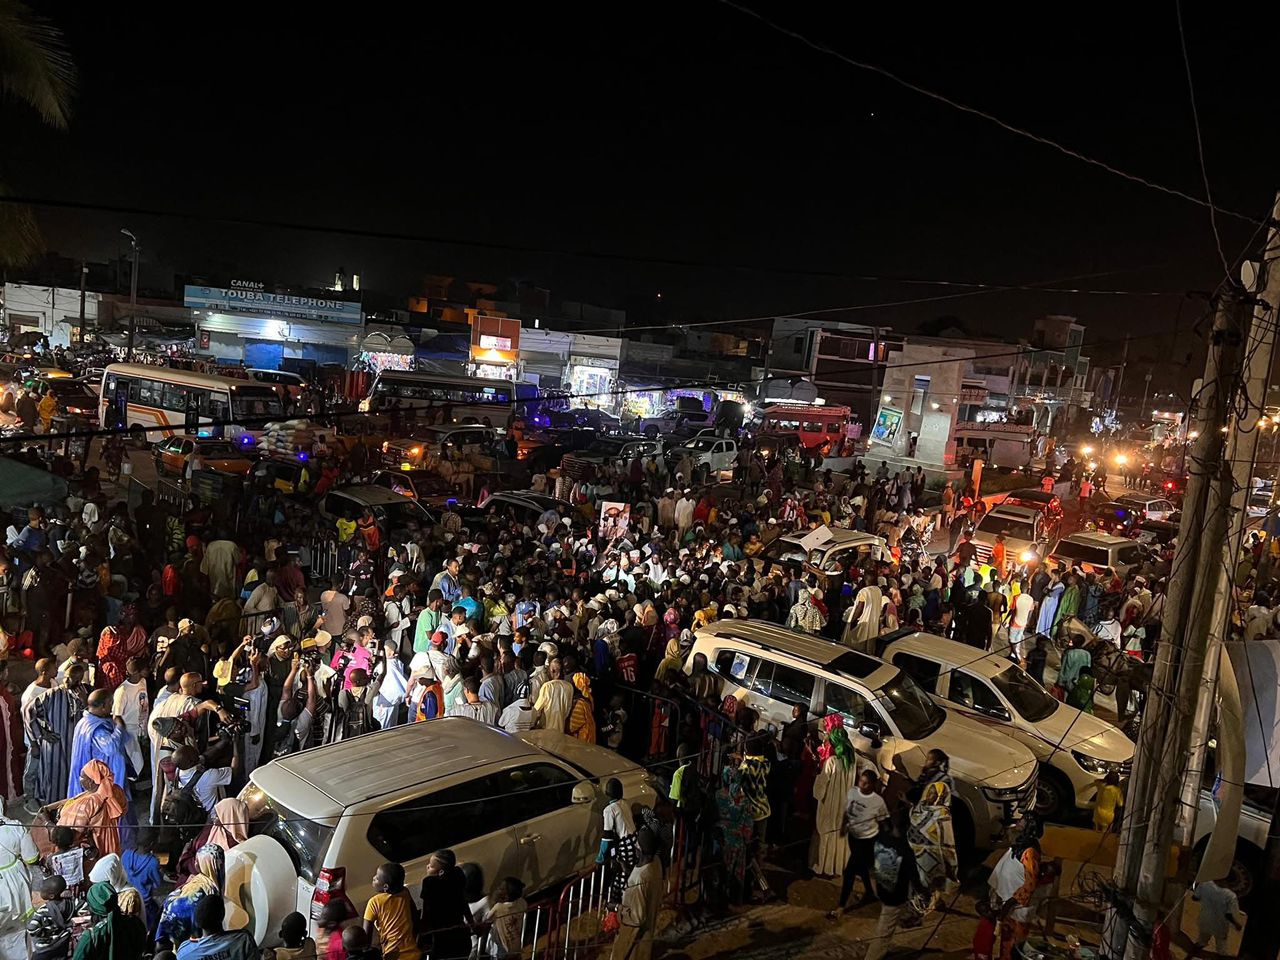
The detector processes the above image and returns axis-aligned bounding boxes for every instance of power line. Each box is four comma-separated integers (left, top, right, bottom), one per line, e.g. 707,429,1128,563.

1174,0,1232,281
714,0,1262,225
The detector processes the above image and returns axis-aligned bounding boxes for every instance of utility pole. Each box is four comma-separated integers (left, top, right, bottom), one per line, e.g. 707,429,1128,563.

1178,193,1280,850
1140,370,1152,419
1107,291,1244,960
121,229,139,362
1112,334,1130,417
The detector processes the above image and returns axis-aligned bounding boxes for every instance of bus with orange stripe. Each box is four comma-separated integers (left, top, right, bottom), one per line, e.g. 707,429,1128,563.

99,363,284,447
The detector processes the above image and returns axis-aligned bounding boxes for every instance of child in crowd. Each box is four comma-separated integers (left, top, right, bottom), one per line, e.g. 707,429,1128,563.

362,862,420,960
1026,635,1049,686
1093,771,1125,832
483,877,528,959
319,900,349,960
266,911,320,960
47,826,89,898
971,898,996,960
27,875,75,960
123,828,164,933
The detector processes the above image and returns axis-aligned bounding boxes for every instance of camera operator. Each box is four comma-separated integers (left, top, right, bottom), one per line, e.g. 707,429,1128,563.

146,671,233,823
212,635,270,782
158,739,240,878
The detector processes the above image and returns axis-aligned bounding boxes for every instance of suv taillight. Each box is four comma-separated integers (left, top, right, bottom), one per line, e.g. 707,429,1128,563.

311,866,355,922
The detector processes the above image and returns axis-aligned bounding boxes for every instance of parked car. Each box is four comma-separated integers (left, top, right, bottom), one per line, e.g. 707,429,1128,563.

880,631,1133,819
370,469,463,507
317,484,436,532
752,527,886,587
1129,518,1180,547
1115,493,1177,522
665,435,738,483
548,408,620,432
560,435,664,482
246,368,308,401
235,719,659,944
153,435,254,477
1046,532,1147,580
1090,501,1141,535
637,398,714,437
43,377,101,423
382,425,498,470
468,491,572,528
686,620,1038,852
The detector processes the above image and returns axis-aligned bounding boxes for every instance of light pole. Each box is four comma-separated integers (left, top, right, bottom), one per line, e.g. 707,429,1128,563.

121,229,139,361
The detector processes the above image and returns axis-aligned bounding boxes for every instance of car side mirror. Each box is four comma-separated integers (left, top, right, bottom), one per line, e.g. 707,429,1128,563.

857,719,881,741
571,783,596,805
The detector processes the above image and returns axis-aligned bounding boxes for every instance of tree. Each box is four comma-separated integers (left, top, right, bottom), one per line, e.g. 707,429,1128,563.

0,0,75,266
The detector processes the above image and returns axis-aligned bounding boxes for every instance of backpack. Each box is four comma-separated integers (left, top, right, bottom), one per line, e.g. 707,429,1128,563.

342,687,381,738
161,768,208,828
872,840,904,891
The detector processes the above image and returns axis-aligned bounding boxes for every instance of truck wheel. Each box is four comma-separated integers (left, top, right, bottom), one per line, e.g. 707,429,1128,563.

643,424,659,438
1193,837,1261,905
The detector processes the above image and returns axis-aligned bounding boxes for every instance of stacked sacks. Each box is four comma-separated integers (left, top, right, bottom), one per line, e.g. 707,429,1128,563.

256,419,316,457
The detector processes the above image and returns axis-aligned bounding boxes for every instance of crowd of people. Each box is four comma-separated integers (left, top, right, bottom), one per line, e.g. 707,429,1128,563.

0,392,1196,960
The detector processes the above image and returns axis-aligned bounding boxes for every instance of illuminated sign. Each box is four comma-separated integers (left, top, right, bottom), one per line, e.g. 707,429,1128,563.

479,334,512,351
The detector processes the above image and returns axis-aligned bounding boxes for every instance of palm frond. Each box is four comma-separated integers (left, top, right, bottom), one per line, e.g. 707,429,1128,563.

0,186,43,266
0,0,76,129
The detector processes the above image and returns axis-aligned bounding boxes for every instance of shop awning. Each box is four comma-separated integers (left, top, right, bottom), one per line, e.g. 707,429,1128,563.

359,331,416,356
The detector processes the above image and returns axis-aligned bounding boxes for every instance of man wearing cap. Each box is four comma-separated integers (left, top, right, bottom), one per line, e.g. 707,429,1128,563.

156,618,210,681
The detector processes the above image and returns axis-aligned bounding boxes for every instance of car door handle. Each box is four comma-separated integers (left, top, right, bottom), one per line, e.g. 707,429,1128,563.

519,834,542,846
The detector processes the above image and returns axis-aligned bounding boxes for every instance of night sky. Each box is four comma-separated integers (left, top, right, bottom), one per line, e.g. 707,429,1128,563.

12,2,1280,384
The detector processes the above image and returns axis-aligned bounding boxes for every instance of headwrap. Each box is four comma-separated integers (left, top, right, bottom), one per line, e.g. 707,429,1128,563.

207,797,250,851
573,672,593,702
664,636,682,660
86,881,118,916
80,759,127,820
179,843,225,900
89,852,130,891
818,714,855,769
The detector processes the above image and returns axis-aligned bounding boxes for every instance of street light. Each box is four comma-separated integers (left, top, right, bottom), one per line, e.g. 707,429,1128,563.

121,229,139,361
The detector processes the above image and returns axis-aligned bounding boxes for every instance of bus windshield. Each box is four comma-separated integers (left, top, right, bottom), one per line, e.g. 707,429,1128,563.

231,386,283,420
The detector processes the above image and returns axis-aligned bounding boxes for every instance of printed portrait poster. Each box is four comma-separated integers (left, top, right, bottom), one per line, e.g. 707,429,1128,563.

598,501,632,540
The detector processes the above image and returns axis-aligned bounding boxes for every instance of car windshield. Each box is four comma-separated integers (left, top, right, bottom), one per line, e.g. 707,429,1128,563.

990,665,1058,722
976,514,1036,541
761,539,806,564
379,501,430,529
584,439,624,455
196,442,242,458
686,437,718,451
47,381,98,405
878,670,946,740
1053,541,1108,565
231,386,284,420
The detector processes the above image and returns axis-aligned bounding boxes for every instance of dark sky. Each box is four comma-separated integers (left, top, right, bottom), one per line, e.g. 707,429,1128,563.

13,2,1280,383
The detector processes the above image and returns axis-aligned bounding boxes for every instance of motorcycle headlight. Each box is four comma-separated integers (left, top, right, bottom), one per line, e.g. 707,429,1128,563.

1072,751,1126,776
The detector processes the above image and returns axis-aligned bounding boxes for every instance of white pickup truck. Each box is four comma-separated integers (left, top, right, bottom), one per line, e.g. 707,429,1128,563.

666,435,737,482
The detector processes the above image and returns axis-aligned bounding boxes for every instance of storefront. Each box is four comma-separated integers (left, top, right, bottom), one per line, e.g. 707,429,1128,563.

468,314,521,382
185,281,363,367
565,334,623,413
358,329,416,373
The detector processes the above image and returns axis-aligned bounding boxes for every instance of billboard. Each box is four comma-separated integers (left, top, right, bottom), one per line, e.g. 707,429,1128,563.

869,406,903,446
184,285,362,325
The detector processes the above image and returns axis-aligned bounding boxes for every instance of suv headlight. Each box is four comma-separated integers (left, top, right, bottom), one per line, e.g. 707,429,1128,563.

1072,751,1127,776
983,785,1026,803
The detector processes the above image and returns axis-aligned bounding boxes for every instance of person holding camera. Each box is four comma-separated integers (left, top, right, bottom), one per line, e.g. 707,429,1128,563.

159,741,239,880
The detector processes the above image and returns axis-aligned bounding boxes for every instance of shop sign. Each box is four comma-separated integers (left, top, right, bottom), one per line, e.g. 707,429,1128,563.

479,334,512,351
568,354,619,370
470,315,520,364
183,285,363,325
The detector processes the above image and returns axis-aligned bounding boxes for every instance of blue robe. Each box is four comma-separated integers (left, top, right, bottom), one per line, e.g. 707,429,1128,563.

66,713,128,799
1035,582,1065,636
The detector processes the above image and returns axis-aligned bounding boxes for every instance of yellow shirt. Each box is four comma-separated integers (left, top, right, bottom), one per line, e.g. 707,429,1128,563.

364,890,421,960
1093,783,1124,829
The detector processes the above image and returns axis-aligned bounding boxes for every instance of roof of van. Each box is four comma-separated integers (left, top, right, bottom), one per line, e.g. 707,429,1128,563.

695,619,895,686
251,718,539,818
982,504,1040,522
329,484,416,507
776,528,885,549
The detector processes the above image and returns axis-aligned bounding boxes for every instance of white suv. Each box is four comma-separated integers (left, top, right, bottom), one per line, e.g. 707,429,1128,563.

881,631,1133,819
234,720,657,945
970,504,1054,567
686,620,1038,852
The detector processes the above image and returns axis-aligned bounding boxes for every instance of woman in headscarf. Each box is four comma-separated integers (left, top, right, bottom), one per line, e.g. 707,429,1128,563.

908,777,958,907
687,652,720,703
0,797,39,957
176,798,249,883
567,673,597,743
810,714,859,877
654,635,685,685
714,765,754,906
71,882,147,960
95,604,148,693
156,844,224,948
54,758,128,856
87,853,145,923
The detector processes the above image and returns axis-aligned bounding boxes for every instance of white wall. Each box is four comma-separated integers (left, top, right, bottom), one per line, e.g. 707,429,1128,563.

3,283,100,348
